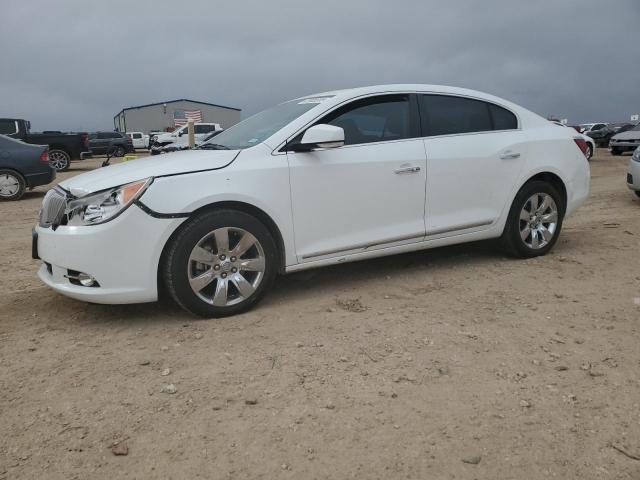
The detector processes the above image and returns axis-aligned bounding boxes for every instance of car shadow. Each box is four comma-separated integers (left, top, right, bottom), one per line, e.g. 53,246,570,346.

269,240,503,303
66,240,503,324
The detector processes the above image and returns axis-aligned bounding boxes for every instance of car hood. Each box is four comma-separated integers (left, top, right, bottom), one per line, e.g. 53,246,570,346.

612,130,640,140
59,149,240,197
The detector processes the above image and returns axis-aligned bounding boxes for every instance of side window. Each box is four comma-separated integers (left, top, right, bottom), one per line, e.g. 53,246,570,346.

489,104,518,130
420,95,493,136
97,132,111,139
0,120,18,135
132,133,142,139
318,95,412,146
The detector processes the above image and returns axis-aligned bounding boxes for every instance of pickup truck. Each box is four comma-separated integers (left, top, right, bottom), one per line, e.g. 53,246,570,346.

149,123,221,152
0,118,91,171
125,131,150,149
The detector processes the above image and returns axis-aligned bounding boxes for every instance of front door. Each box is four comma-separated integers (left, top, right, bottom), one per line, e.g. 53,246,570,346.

286,94,427,261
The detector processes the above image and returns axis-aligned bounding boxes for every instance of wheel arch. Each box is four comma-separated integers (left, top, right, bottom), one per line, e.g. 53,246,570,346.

157,200,287,295
48,144,71,155
522,171,568,212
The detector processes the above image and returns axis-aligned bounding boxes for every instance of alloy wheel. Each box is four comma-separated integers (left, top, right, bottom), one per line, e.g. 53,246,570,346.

49,151,69,170
0,173,20,197
187,227,266,306
519,193,558,249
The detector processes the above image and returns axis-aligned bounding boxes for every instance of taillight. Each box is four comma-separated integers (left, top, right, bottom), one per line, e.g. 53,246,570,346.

39,148,49,163
81,133,89,149
574,138,589,157
126,137,133,145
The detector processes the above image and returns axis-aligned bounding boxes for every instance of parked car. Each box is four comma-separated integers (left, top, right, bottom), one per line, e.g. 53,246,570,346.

609,123,640,155
551,121,594,159
0,118,91,172
627,147,640,198
150,123,221,153
126,131,150,149
150,130,223,155
0,134,55,201
89,131,135,157
579,123,608,134
34,84,590,318
586,123,635,148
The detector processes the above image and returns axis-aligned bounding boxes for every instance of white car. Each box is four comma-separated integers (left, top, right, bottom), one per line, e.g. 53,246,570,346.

627,147,640,198
34,84,590,317
125,131,149,149
151,123,221,152
579,123,608,134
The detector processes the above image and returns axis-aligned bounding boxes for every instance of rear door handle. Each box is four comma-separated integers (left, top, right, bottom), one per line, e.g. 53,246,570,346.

500,151,521,160
394,165,421,174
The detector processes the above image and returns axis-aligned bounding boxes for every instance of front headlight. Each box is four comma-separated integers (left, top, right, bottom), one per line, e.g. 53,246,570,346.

633,149,640,162
65,178,152,226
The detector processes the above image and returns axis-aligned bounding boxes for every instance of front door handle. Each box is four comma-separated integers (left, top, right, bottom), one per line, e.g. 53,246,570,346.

500,151,521,160
394,165,421,174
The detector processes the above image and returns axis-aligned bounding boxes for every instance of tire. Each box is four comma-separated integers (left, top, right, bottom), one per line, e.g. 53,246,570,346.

634,191,640,199
500,180,564,258
114,146,126,157
611,147,622,156
0,169,26,201
586,144,593,160
48,149,71,171
163,209,278,318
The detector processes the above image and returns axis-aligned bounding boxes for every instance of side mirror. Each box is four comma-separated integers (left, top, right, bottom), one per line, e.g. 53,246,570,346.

290,124,344,152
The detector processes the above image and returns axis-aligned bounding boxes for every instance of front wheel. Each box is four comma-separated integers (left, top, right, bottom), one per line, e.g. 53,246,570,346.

163,209,278,318
611,147,622,156
500,181,564,258
113,146,126,157
49,149,71,171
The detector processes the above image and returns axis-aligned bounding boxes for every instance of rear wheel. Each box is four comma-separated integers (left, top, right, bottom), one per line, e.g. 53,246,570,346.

0,170,26,201
163,209,278,318
49,149,70,171
113,146,126,157
586,144,593,160
500,181,564,258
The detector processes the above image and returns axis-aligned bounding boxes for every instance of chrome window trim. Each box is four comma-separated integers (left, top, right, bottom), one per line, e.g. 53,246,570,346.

272,91,522,156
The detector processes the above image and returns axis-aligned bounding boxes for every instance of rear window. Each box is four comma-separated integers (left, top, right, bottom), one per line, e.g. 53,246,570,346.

0,120,18,135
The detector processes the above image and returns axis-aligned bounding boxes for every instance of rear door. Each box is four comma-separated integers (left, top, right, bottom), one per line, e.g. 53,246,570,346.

419,94,526,236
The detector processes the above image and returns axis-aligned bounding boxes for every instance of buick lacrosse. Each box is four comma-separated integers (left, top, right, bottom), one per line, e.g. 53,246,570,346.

34,85,590,317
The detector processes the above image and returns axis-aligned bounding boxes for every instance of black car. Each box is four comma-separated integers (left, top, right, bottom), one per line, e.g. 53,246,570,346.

0,118,91,172
0,134,55,201
587,123,635,148
89,131,135,157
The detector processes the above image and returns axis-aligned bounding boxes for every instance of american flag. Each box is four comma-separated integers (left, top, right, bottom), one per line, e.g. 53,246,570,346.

173,109,203,126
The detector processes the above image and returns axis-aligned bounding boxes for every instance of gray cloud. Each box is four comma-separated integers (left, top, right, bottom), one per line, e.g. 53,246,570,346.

1,0,638,131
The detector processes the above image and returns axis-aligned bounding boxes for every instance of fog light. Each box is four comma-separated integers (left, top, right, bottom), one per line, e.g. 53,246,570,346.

77,272,98,287
66,269,100,287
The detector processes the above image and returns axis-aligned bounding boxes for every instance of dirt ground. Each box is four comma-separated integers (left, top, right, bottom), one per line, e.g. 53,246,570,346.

1,150,639,479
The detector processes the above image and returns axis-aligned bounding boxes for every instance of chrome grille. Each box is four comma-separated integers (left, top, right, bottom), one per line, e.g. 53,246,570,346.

39,187,67,227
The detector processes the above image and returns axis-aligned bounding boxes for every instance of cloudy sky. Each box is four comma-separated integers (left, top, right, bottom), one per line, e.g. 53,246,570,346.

1,0,638,131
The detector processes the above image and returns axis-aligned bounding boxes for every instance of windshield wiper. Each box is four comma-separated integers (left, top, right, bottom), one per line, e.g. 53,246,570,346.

197,143,231,150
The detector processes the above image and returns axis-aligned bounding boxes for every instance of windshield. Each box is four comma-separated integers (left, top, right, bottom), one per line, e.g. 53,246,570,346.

200,96,333,150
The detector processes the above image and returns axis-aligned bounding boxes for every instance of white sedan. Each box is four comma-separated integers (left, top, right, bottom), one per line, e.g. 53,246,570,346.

34,85,590,317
